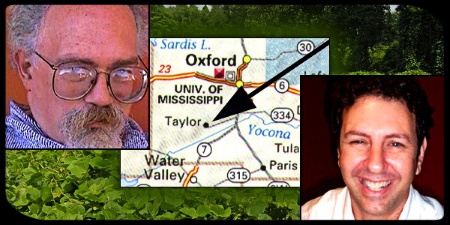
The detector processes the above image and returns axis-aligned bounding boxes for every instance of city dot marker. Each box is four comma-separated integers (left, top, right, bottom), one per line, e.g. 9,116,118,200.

243,55,251,63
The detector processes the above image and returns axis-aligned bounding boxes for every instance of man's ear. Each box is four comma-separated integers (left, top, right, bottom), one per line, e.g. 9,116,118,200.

13,50,33,91
415,137,427,175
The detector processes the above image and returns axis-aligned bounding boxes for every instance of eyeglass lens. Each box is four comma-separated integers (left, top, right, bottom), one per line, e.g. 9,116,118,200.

53,63,148,103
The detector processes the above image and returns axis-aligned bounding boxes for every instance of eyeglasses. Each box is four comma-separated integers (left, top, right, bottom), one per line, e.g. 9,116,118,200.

34,51,149,104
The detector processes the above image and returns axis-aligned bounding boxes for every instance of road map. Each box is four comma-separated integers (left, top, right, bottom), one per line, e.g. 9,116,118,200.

121,38,329,187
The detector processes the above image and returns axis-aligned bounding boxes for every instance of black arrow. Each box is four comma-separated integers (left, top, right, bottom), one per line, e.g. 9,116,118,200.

213,39,330,121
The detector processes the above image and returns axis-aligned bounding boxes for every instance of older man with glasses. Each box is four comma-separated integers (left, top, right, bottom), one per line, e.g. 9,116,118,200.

6,5,149,149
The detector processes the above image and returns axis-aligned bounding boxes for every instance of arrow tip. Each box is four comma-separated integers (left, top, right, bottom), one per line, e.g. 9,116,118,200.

213,87,256,121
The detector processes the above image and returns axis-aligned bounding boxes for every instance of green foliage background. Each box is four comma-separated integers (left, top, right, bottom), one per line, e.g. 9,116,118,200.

150,4,444,75
6,150,299,220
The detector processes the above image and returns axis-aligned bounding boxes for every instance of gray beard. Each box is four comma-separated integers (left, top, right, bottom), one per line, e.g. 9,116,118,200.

59,104,126,148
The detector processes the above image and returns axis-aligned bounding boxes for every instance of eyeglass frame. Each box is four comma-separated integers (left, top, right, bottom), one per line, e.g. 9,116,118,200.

33,51,149,104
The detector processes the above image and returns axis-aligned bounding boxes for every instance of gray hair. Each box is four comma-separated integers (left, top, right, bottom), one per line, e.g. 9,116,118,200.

7,5,148,69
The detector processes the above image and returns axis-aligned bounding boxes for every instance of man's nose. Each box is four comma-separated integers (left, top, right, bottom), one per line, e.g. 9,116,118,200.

364,144,387,173
84,72,114,107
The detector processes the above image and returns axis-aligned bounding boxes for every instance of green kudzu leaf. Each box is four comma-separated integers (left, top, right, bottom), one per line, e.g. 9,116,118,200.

149,199,162,217
136,188,159,201
121,202,137,214
26,172,43,186
159,201,177,211
104,201,121,211
62,155,78,165
5,189,16,202
41,204,52,214
28,186,41,202
61,180,75,192
89,180,105,196
40,187,52,203
13,194,29,206
90,156,110,169
247,200,268,217
211,205,231,218
47,209,66,220
274,188,299,208
180,207,198,219
21,166,38,177
91,150,105,155
105,190,122,201
63,202,85,215
74,181,89,199
287,201,300,210
154,211,179,220
288,211,300,220
196,204,210,217
28,203,40,215
220,192,232,203
55,202,66,212
62,213,83,220
258,213,272,220
67,156,91,178
163,189,184,207
138,203,150,216
102,202,121,220
102,209,117,220
52,186,63,199
125,190,151,210
222,207,232,218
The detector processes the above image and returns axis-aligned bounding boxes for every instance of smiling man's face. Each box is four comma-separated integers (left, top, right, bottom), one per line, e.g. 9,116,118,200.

338,95,426,220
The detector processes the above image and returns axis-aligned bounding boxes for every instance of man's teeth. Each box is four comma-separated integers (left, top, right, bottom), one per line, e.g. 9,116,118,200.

363,180,391,191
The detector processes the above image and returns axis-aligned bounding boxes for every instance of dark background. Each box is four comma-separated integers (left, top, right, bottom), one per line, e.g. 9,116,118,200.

300,75,445,206
2,1,447,222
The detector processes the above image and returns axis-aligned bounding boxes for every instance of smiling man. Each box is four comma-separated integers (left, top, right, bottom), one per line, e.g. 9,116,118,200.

301,76,443,220
6,5,149,148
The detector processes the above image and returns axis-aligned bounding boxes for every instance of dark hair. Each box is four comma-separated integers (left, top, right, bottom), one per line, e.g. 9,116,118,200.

325,76,434,156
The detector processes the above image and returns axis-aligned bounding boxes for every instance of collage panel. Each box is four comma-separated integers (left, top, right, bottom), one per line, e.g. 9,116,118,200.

122,38,329,188
5,5,150,149
300,75,444,220
3,3,446,222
